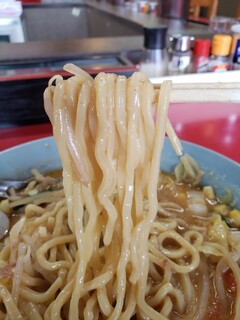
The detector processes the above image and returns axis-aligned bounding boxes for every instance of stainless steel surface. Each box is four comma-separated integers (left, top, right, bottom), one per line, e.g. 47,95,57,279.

172,35,191,52
0,0,214,63
21,3,142,42
0,178,33,198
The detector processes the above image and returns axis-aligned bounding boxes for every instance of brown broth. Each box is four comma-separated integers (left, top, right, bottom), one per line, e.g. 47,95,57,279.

157,172,236,319
2,170,237,319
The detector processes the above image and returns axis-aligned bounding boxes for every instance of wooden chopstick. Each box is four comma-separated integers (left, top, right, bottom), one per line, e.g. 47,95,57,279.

153,82,240,103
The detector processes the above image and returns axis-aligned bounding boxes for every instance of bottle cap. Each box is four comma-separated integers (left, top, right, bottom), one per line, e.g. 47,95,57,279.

211,34,232,56
231,24,240,34
193,39,211,56
172,35,191,52
143,26,168,50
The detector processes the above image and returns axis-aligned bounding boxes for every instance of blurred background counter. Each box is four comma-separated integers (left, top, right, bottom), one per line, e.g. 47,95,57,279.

0,0,239,129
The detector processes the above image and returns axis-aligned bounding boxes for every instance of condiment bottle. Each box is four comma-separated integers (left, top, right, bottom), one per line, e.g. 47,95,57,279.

192,39,211,73
168,35,192,75
230,24,240,69
233,38,240,70
208,34,232,72
230,24,240,56
139,26,169,78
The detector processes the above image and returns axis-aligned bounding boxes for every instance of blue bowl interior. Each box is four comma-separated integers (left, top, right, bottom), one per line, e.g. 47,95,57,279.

0,137,62,180
1,136,240,208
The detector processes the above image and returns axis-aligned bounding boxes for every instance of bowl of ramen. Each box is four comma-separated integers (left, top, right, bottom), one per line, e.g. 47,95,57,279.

0,66,240,320
1,135,240,205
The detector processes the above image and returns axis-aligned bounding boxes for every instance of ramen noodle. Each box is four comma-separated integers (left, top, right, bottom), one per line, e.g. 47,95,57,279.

0,65,240,320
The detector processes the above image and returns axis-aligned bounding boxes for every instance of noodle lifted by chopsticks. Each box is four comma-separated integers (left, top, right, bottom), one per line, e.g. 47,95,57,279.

44,64,173,319
0,65,240,320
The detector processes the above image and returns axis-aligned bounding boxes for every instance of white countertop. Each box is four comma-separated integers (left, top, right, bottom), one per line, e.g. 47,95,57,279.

150,70,240,84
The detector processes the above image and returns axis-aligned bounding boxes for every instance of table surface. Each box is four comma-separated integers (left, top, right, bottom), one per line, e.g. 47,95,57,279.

1,102,240,163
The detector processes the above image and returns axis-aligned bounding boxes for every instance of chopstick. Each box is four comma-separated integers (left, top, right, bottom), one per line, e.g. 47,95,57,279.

153,82,240,103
